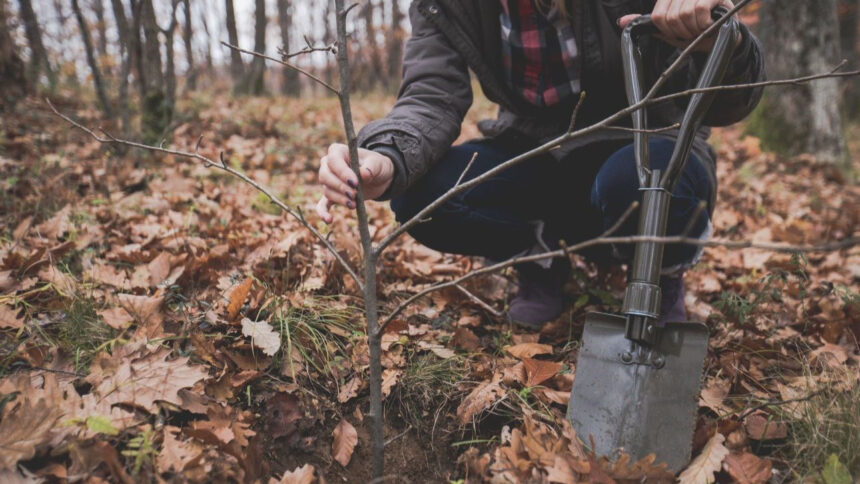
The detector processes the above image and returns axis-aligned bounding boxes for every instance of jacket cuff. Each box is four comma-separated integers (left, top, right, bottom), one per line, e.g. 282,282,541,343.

364,143,407,201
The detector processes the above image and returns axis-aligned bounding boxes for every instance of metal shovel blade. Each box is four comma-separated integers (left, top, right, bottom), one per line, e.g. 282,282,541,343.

567,312,709,472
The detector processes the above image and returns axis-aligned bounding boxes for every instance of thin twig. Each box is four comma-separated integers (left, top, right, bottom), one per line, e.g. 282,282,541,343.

454,152,479,188
47,99,363,290
221,41,339,95
278,37,337,60
602,123,681,134
567,91,587,133
456,284,503,318
383,425,413,447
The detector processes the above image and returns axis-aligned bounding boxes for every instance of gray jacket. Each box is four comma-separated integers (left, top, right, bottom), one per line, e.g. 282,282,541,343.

357,0,765,200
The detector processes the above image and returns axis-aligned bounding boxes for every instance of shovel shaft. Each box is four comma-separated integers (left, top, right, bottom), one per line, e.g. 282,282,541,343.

620,8,739,344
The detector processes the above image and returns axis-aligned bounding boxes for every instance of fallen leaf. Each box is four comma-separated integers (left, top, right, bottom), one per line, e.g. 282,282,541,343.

331,419,357,467
241,318,281,356
0,304,23,329
338,376,361,403
722,452,771,484
98,307,133,329
678,433,729,484
456,375,504,425
699,378,731,415
381,369,401,398
506,343,553,360
273,464,315,484
157,426,204,473
417,341,455,359
521,358,562,387
0,397,62,470
743,413,787,440
227,277,253,321
452,327,482,351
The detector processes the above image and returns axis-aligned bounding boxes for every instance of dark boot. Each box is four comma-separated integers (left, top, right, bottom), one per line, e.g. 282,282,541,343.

657,274,687,326
508,260,569,329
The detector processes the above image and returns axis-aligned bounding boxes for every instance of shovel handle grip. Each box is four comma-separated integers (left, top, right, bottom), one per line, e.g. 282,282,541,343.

621,6,739,190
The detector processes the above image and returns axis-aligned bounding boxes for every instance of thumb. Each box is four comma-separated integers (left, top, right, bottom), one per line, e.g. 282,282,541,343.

617,14,640,29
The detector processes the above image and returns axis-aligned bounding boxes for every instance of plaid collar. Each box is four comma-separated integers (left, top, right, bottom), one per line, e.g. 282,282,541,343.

499,0,581,107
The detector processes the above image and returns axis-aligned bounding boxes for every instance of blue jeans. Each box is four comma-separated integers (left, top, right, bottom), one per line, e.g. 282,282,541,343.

391,135,714,270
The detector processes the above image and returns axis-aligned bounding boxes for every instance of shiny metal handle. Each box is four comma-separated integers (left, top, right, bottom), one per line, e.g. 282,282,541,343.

621,6,739,190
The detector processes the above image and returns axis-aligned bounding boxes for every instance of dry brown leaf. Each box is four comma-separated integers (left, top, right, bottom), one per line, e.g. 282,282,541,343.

157,426,204,474
743,413,787,440
98,307,133,329
118,293,165,336
381,369,401,398
506,343,553,360
338,376,362,403
147,252,171,287
241,318,281,356
227,277,253,321
456,375,504,425
331,419,357,467
699,378,731,415
0,397,62,470
521,358,562,387
417,341,456,359
678,433,729,484
272,464,315,484
90,345,208,412
0,304,23,329
722,452,771,484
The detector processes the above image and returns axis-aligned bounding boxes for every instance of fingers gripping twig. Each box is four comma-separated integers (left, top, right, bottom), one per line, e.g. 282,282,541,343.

47,99,364,290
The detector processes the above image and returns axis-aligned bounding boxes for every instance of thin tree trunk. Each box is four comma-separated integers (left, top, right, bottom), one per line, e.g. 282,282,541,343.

71,0,114,117
182,0,196,90
225,0,244,92
140,0,169,142
0,0,27,110
129,0,146,100
92,0,108,59
840,0,859,119
750,0,847,167
17,0,56,88
199,1,214,73
164,2,179,111
110,0,131,135
244,0,266,95
386,0,403,91
276,0,300,95
323,0,335,90
360,0,381,91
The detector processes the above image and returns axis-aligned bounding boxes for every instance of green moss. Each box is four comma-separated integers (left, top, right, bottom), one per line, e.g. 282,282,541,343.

744,94,802,157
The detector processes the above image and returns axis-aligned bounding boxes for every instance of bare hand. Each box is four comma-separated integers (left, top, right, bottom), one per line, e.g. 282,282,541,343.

618,0,735,51
315,143,394,224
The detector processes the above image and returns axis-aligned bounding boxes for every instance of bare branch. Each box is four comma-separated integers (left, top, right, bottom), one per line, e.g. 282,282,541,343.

600,123,682,135
278,37,337,59
378,234,858,332
46,98,364,289
456,284,503,318
221,41,339,95
454,152,479,188
567,91,587,133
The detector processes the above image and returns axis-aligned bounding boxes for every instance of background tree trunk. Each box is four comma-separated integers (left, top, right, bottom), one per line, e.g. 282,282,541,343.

164,2,179,112
360,0,382,91
110,0,131,135
139,0,169,142
748,0,847,167
17,0,56,88
386,0,404,91
840,0,860,119
225,0,245,92
92,0,108,60
276,0,300,96
71,0,113,117
182,0,196,90
0,0,27,110
244,0,266,95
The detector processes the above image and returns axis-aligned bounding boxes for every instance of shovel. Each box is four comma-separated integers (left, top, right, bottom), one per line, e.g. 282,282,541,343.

567,8,739,472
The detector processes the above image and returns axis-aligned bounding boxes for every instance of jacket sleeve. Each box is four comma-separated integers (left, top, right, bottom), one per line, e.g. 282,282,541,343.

647,21,766,127
356,2,473,200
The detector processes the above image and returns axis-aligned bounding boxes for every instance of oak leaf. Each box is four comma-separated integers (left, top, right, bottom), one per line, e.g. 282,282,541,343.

241,318,281,356
506,343,553,360
678,433,730,484
722,452,771,484
456,375,504,425
0,304,23,329
0,397,62,470
331,419,358,467
272,464,316,484
337,376,361,403
157,426,204,473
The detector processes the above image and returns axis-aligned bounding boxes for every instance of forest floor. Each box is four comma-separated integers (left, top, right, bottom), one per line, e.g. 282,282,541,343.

0,89,858,484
